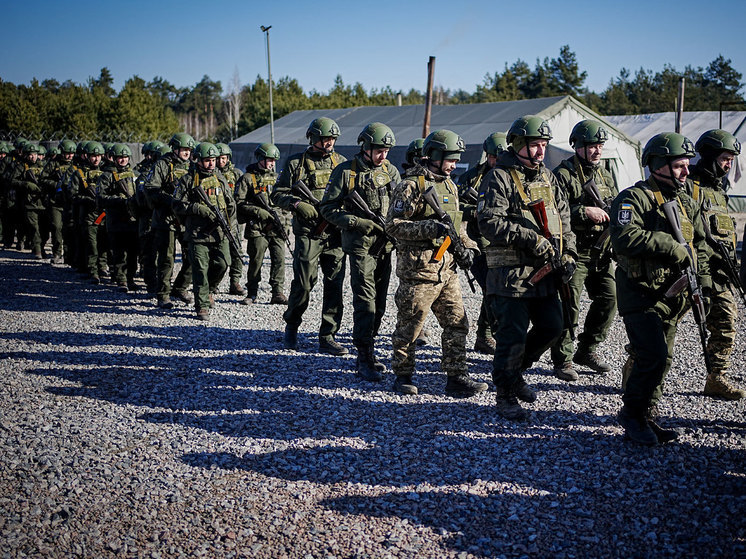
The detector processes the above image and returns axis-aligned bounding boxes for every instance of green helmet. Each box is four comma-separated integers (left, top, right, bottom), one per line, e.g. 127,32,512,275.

194,142,219,159
423,129,465,161
641,133,695,170
157,144,172,156
306,117,340,144
103,142,114,154
85,141,105,156
141,141,153,155
0,142,10,154
111,143,132,158
483,132,508,156
22,142,40,154
37,144,47,156
169,132,196,150
76,142,87,156
507,115,553,146
405,138,424,165
357,122,396,150
48,145,61,157
215,143,232,158
569,120,608,148
695,129,741,157
255,142,280,161
59,139,77,154
14,137,28,150
150,140,165,153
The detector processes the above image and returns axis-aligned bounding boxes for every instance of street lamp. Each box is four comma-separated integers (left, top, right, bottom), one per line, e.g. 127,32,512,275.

260,25,275,144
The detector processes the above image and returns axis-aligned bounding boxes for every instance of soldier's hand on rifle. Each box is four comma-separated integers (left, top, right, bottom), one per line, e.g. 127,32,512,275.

531,235,555,260
193,203,216,221
293,201,318,221
255,208,272,223
585,206,609,224
455,246,475,271
671,243,691,267
352,217,383,235
560,253,577,281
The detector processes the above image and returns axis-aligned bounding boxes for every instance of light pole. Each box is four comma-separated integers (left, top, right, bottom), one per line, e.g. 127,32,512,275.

260,25,275,144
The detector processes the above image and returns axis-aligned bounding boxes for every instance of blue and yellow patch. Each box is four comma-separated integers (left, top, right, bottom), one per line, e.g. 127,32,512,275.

617,203,633,226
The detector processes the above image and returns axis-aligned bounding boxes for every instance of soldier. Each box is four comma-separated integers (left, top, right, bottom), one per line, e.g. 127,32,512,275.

549,120,618,381
401,138,424,173
172,142,236,321
611,133,711,445
216,142,245,297
458,132,508,355
270,117,348,355
2,138,28,250
8,143,45,258
321,123,401,381
688,130,744,400
97,143,139,291
385,129,487,397
68,141,107,282
40,140,76,265
0,141,9,243
235,142,289,305
145,133,195,309
477,116,577,421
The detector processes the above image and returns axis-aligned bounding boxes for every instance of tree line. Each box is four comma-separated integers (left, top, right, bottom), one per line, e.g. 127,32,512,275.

0,46,743,144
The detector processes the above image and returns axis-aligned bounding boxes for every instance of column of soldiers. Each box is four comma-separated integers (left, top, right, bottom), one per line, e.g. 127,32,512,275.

0,116,743,446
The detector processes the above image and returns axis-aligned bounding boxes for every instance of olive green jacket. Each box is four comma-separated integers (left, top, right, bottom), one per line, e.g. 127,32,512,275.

172,167,236,245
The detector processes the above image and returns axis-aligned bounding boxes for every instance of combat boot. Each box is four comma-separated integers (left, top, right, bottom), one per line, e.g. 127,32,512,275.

229,282,246,296
270,292,288,305
703,374,746,400
415,326,430,347
495,385,530,421
283,324,298,350
514,375,537,403
355,345,382,382
157,296,173,310
196,308,209,321
392,375,418,395
553,362,578,381
474,334,496,355
445,374,488,398
172,289,193,304
646,407,679,444
319,336,348,356
617,406,657,446
573,350,611,373
240,296,256,305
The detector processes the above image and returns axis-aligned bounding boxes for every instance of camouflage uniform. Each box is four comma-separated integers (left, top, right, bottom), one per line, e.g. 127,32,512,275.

385,163,478,387
550,155,618,372
235,163,289,300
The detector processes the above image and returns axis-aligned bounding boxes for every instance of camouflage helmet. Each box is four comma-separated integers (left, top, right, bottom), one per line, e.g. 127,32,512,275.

169,132,197,150
255,142,280,161
405,138,425,165
423,129,465,161
111,143,132,158
306,117,340,144
215,143,232,158
85,141,105,156
569,120,608,148
357,122,396,151
194,142,219,159
22,142,41,154
641,132,695,170
483,132,508,156
59,139,77,154
695,129,741,157
507,115,553,146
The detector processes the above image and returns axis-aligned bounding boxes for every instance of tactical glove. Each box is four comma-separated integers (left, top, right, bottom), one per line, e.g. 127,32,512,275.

293,201,318,221
254,208,272,223
560,253,577,281
532,235,555,260
353,217,383,235
671,244,691,267
194,203,216,221
455,247,475,270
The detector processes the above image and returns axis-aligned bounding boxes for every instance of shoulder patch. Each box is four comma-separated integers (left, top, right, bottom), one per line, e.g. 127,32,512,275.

617,203,633,226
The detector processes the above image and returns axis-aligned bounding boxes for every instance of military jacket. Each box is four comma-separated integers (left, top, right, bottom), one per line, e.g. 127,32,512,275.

10,159,46,210
320,154,401,254
687,163,736,292
477,149,576,298
610,176,711,316
385,163,475,283
144,153,191,231
68,162,104,225
235,163,287,238
554,156,618,255
172,167,236,245
40,158,73,207
271,148,346,238
97,164,138,233
218,162,243,195
457,162,492,251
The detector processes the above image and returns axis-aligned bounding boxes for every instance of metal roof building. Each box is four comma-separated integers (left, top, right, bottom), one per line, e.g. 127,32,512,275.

231,95,644,188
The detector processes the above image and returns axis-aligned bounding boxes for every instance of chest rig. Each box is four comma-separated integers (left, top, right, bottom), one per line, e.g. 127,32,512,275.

221,165,240,193
691,179,736,250
415,174,461,247
78,166,103,191
296,152,341,201
347,158,396,217
112,169,136,197
574,157,614,235
168,161,189,193
248,171,277,196
194,173,227,212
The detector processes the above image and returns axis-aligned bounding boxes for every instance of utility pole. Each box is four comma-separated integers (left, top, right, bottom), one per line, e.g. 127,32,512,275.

261,25,275,144
423,56,435,138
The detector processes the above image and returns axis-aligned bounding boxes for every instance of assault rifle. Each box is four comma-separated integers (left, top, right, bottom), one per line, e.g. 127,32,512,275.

195,184,243,257
661,200,712,375
460,186,479,206
345,190,395,257
421,186,476,293
254,190,292,251
581,178,613,263
291,179,330,237
526,199,576,340
699,212,746,306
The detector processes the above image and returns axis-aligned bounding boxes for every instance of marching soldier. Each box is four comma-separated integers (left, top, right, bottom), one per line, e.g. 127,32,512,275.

9,143,46,258
477,116,577,421
385,129,487,397
40,139,77,264
271,117,348,355
235,142,289,305
216,142,245,297
321,123,401,381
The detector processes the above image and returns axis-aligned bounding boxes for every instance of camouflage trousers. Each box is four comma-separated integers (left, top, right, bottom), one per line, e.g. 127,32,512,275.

706,288,737,375
391,269,469,378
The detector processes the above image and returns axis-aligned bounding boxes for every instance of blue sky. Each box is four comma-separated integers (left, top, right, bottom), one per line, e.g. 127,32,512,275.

3,0,745,99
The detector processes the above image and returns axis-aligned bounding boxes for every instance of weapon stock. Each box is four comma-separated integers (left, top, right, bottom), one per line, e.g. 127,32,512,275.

254,191,292,251
195,184,243,257
292,179,330,237
581,179,613,261
345,190,395,257
421,186,476,293
700,212,746,306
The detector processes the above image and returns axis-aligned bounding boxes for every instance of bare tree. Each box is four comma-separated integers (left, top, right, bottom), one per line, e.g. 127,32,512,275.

225,67,242,141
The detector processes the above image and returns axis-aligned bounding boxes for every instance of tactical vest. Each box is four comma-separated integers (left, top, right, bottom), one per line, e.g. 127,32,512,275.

616,181,695,286
194,173,228,213
296,152,342,201
248,171,277,196
348,158,396,217
486,168,562,268
168,161,189,192
691,179,736,250
221,165,240,193
112,169,136,197
77,166,103,192
414,173,462,248
574,156,615,235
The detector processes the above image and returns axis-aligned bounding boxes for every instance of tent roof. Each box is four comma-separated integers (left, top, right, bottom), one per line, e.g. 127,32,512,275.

604,111,746,144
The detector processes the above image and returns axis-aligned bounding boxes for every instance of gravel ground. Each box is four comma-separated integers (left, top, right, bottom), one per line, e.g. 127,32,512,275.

1,245,744,559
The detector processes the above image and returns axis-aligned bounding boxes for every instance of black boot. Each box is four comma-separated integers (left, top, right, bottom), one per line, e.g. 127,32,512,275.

445,374,488,398
617,406,657,446
513,375,536,403
646,406,679,444
284,324,298,350
367,345,385,373
495,385,530,421
355,345,382,382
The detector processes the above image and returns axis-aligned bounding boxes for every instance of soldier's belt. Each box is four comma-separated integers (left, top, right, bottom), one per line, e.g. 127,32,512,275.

485,247,523,268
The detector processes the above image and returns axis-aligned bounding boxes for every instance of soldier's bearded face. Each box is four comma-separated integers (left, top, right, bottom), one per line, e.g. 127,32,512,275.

486,154,498,168
26,153,38,164
314,137,336,153
579,143,603,165
439,158,458,175
716,152,735,174
88,154,102,166
518,139,547,167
